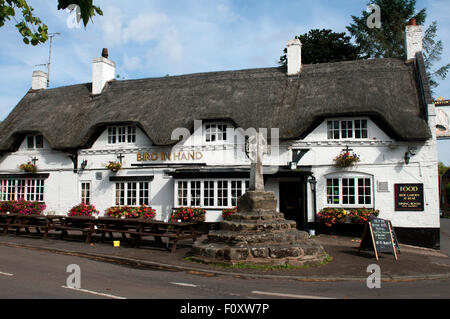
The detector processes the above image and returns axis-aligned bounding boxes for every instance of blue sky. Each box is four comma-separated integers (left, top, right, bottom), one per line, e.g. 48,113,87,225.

0,0,449,163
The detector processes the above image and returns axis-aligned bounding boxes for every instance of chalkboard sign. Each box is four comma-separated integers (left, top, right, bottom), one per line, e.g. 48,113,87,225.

358,218,398,260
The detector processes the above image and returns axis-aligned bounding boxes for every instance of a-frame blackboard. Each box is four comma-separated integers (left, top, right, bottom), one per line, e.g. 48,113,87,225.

358,218,398,260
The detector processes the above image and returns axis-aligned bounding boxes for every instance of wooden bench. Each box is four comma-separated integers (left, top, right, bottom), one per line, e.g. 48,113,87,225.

0,213,54,238
48,216,96,243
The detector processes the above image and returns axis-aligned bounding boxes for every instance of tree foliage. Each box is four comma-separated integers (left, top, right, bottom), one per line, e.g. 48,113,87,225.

346,0,426,59
0,0,102,45
279,29,361,66
346,0,449,94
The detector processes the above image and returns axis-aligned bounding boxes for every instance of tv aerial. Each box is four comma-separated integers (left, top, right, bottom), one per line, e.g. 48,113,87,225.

35,32,61,88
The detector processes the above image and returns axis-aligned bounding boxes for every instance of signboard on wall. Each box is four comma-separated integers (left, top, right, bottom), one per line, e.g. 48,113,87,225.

435,97,450,140
394,183,424,211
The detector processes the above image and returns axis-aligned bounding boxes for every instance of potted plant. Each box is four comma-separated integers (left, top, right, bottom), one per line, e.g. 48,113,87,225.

316,207,347,227
106,161,121,172
68,203,99,217
19,161,37,173
334,151,360,167
347,207,379,224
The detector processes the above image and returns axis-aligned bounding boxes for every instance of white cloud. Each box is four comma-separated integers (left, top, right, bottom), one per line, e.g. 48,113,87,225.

123,54,142,71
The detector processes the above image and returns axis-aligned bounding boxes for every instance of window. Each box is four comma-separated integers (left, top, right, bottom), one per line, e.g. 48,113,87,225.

80,182,91,204
205,124,227,142
26,135,43,149
175,179,248,208
326,177,372,206
327,119,368,140
0,179,44,201
115,181,150,206
108,125,136,144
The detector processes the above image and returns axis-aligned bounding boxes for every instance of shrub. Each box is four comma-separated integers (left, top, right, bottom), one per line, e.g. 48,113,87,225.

347,207,379,224
222,207,237,221
170,207,206,223
68,203,99,217
105,205,157,219
0,199,46,215
316,208,347,227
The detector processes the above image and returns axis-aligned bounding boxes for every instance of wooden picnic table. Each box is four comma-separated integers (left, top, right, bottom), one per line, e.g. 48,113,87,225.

0,213,53,238
0,213,200,252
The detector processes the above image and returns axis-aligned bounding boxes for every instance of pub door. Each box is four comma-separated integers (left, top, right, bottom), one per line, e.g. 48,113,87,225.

279,181,306,230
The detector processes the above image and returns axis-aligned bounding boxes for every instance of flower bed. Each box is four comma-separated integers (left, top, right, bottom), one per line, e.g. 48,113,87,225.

347,207,379,224
317,207,379,227
316,208,347,227
170,207,206,223
222,207,237,221
0,199,46,215
104,205,156,219
68,203,99,217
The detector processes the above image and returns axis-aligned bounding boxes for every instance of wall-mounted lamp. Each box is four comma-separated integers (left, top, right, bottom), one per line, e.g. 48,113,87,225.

80,159,88,170
289,161,297,170
308,176,317,191
404,146,418,165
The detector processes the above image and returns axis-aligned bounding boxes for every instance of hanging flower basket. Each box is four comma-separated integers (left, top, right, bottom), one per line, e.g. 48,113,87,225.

334,151,360,167
106,161,121,172
19,162,37,173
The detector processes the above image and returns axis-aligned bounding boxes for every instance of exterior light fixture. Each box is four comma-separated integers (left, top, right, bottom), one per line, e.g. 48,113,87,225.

308,176,317,191
289,161,297,170
80,160,88,170
404,151,411,164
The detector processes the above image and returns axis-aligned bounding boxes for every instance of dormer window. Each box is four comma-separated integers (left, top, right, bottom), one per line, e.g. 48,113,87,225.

205,124,227,142
327,119,368,140
26,135,43,149
108,125,136,144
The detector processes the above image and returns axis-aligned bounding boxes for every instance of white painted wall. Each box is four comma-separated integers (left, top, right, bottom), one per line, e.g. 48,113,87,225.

0,116,439,231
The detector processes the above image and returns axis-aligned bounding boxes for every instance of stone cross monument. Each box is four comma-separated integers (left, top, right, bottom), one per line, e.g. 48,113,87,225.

191,130,326,267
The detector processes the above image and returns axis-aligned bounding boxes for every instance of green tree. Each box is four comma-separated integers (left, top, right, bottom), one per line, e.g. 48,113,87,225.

279,29,361,66
346,0,449,94
0,0,102,45
438,161,448,176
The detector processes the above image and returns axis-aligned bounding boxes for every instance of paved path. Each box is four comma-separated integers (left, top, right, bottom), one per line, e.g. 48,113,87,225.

1,245,449,299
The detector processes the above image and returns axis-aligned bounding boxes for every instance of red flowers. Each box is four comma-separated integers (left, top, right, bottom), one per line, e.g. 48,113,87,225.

222,207,237,221
68,203,99,216
0,198,46,215
170,207,206,223
105,205,156,219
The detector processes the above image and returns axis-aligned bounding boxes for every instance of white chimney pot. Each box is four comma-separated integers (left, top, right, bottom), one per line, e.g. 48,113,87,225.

32,71,47,90
92,54,116,95
286,38,302,76
404,24,422,60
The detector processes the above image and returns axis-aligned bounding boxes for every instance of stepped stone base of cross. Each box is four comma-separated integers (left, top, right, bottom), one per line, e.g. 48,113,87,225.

190,190,327,267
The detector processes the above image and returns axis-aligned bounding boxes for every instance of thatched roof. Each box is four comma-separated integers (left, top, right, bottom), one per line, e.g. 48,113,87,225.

0,54,432,152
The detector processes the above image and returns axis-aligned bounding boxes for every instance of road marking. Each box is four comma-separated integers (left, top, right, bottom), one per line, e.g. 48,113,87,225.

251,290,335,299
61,286,126,299
170,282,198,288
0,271,14,277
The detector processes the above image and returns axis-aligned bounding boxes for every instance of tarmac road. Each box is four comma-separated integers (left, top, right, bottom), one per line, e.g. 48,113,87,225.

0,244,449,300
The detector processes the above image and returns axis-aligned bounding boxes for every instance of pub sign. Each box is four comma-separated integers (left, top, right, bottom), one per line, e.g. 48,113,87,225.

394,183,424,211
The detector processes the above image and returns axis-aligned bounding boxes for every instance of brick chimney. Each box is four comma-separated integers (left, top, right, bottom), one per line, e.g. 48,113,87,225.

32,71,47,90
92,48,116,95
404,18,422,60
286,38,302,76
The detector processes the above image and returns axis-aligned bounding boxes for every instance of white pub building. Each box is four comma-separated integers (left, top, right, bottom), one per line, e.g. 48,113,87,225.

0,22,440,248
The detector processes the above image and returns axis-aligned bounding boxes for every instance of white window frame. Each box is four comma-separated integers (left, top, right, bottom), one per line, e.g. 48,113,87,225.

204,124,228,143
0,178,45,201
114,181,150,206
108,125,136,144
327,119,368,140
174,179,248,208
80,181,91,204
325,176,373,208
26,135,44,149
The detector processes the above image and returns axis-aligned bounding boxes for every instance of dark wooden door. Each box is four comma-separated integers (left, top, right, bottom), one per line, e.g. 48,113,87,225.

279,181,305,230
